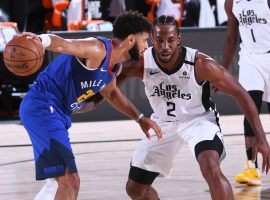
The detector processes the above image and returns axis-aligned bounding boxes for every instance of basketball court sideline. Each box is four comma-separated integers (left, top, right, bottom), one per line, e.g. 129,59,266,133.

1,114,270,200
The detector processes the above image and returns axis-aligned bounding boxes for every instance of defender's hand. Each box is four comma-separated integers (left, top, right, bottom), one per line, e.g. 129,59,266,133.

252,139,270,174
138,117,162,140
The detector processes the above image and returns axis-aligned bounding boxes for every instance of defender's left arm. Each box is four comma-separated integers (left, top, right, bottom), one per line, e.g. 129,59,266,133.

195,53,270,173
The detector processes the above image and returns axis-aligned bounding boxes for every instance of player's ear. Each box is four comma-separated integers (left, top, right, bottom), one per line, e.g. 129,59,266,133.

178,33,181,45
126,34,135,47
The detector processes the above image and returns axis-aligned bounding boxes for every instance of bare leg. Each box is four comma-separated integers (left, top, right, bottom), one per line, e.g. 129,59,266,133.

198,150,234,200
55,168,80,200
126,179,159,200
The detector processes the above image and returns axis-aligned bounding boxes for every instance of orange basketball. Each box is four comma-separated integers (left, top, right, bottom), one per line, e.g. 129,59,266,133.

3,35,44,76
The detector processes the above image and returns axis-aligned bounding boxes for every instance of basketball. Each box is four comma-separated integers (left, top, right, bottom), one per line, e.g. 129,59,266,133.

3,35,44,76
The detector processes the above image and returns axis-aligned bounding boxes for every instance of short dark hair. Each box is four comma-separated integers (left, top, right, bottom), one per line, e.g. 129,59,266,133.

113,11,152,39
153,15,179,34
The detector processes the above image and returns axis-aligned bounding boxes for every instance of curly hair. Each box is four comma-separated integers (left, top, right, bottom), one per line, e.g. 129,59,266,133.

154,15,180,34
113,11,152,39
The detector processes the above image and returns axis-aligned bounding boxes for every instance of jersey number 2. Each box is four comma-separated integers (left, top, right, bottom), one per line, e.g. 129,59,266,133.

167,102,176,117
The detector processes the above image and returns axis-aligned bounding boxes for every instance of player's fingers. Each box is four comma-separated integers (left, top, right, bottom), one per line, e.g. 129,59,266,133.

12,34,20,39
21,32,39,41
266,153,270,175
21,32,34,38
156,124,162,140
152,124,162,140
144,130,151,141
262,154,267,174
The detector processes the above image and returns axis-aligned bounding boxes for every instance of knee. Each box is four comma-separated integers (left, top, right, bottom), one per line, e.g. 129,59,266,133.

126,179,147,199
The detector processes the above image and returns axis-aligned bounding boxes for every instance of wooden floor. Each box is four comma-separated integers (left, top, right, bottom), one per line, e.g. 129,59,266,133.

1,114,270,200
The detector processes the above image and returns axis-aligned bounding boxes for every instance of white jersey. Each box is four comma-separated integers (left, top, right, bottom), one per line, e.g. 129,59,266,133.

232,0,270,53
143,47,218,122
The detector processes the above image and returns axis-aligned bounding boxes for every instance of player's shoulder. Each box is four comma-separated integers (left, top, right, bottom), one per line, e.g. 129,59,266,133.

184,46,198,55
183,46,198,64
195,52,213,68
81,37,107,60
85,37,107,50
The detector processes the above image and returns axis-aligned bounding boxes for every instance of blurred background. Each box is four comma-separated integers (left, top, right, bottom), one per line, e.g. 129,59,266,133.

0,0,267,122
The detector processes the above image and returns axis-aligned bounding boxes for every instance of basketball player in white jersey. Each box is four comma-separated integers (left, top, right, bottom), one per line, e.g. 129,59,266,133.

222,0,270,186
109,15,270,200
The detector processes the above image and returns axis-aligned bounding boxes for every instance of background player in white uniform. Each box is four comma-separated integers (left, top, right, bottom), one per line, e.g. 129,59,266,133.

222,0,270,186
111,15,270,200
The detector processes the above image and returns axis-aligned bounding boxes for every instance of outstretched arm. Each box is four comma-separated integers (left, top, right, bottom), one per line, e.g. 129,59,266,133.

17,32,106,67
195,53,270,173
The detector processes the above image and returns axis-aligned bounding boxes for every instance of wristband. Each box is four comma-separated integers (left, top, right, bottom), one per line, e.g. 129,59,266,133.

135,113,144,123
39,34,51,48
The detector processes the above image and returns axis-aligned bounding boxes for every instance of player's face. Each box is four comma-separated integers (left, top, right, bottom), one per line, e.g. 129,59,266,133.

152,25,180,63
129,32,149,61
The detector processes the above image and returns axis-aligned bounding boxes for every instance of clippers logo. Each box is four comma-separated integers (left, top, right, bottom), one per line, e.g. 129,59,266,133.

150,82,191,100
238,9,267,26
179,71,190,79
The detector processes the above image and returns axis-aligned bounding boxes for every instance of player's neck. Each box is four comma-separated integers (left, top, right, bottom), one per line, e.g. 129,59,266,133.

109,38,129,67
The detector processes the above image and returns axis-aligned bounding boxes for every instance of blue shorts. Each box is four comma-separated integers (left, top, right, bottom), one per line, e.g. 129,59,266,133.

19,93,77,180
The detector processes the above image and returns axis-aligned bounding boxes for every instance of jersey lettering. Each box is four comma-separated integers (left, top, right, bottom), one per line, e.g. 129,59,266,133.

150,82,191,100
238,9,267,26
80,80,103,89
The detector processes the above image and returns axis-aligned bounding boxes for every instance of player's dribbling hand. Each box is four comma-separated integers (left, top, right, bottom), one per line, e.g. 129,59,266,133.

14,32,45,54
138,117,162,141
252,139,270,174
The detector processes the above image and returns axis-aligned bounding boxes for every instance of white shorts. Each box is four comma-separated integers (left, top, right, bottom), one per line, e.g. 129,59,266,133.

131,111,226,177
238,49,270,102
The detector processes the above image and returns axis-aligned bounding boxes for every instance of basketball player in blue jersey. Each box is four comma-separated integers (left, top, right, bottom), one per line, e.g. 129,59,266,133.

87,15,270,199
222,0,270,186
18,11,162,200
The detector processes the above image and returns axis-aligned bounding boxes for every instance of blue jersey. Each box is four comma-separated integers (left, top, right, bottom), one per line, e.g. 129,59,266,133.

28,36,121,114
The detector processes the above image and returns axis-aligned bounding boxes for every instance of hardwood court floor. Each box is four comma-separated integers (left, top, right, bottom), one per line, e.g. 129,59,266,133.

1,115,270,200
